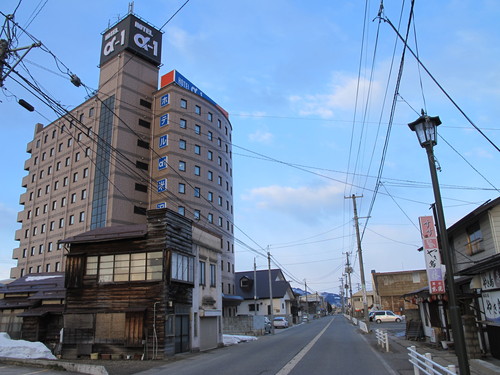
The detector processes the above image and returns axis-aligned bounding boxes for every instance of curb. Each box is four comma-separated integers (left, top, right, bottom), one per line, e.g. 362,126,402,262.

0,357,108,375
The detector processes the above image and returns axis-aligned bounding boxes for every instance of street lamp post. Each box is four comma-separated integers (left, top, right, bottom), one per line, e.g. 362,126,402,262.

408,111,470,375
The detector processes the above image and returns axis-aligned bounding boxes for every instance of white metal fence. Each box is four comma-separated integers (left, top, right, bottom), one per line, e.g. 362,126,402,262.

375,329,389,352
408,345,457,374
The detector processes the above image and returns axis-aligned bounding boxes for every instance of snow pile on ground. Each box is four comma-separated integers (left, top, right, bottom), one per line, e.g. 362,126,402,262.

0,332,57,360
223,334,258,346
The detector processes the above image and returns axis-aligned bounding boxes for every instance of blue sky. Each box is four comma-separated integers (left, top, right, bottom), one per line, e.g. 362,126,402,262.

1,1,499,293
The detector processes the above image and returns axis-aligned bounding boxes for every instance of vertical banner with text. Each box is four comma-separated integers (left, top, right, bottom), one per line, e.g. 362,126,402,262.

419,216,445,294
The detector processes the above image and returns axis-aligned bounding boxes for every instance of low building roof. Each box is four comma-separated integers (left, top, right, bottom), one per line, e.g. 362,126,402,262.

60,224,148,244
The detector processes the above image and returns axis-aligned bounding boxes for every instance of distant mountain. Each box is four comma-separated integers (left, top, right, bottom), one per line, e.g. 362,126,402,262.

292,288,344,307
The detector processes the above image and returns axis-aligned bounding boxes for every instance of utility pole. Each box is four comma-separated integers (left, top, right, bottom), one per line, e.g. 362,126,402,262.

345,252,354,319
304,279,309,320
346,194,369,322
339,276,345,314
253,257,257,316
0,14,41,87
267,248,275,334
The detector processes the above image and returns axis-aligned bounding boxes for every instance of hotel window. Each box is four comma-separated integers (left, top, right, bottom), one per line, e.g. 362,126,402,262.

46,264,51,272
194,210,200,220
69,215,75,225
61,196,67,207
194,187,200,198
23,248,27,258
37,188,41,197
37,265,41,273
208,171,213,181
218,196,222,206
81,189,87,199
52,201,57,210
208,192,213,202
59,218,64,228
35,207,40,216
194,165,200,176
77,132,82,141
79,211,85,222
179,139,186,150
218,217,223,227
217,119,221,128
208,213,213,223
50,221,55,231
65,157,70,166
27,210,32,219
180,118,187,128
34,156,38,165
217,176,222,185
75,152,80,162
38,245,43,254
195,125,201,134
83,168,89,178
42,152,46,161
48,166,52,175
218,156,222,166
41,224,46,233
180,99,187,109
85,147,90,157
178,206,185,216
67,138,72,147
178,183,185,194
89,107,94,117
208,112,213,122
73,172,78,182
58,143,63,152
195,145,201,155
56,161,61,171
56,262,61,271
208,150,213,160
195,105,201,115
71,193,77,203
218,138,222,147
48,242,53,252
63,177,68,186
50,147,54,156
208,131,213,141
179,161,186,171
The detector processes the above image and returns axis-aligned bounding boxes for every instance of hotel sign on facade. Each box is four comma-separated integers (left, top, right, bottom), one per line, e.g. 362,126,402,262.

419,216,445,294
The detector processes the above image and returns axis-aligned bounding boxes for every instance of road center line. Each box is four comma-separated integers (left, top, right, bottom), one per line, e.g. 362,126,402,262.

275,318,335,375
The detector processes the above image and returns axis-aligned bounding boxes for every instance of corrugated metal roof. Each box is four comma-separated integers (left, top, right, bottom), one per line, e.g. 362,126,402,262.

60,224,148,244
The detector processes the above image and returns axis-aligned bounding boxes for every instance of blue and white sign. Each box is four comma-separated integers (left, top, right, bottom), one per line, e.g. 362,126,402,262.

157,178,167,192
160,113,169,127
156,202,166,209
174,71,217,107
159,135,168,148
158,156,167,170
160,94,170,107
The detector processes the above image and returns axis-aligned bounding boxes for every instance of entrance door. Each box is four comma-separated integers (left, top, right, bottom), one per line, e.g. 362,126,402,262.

175,315,189,353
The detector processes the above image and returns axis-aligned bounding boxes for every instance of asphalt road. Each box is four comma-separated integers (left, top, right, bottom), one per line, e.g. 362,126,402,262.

135,315,400,375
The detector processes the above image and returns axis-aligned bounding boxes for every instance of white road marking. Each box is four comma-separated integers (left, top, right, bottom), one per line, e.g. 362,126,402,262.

275,318,335,375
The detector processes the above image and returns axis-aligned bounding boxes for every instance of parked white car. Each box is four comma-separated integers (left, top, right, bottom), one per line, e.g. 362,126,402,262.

273,316,289,328
370,310,404,323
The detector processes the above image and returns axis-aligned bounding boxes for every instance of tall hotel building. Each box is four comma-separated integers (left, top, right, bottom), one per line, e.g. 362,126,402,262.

10,13,236,307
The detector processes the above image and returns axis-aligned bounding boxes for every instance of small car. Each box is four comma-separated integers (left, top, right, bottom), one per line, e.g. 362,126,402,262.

273,316,289,328
264,317,272,333
371,310,403,323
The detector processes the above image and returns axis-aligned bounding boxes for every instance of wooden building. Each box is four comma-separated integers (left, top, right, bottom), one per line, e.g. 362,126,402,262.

60,208,197,359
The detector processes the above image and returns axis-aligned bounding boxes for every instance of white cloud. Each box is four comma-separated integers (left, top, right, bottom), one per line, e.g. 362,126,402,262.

248,130,273,144
242,182,345,223
289,73,383,119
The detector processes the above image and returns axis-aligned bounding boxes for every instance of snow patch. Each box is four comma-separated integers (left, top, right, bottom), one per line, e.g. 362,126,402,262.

25,275,62,282
223,334,258,346
0,332,57,360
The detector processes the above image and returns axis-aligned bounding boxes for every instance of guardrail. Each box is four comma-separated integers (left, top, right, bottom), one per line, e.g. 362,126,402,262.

375,329,389,352
408,345,457,374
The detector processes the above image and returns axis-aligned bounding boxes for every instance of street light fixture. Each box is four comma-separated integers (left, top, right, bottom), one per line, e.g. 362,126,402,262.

408,111,470,375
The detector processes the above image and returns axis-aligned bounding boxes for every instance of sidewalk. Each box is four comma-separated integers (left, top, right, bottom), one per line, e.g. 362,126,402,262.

362,325,500,374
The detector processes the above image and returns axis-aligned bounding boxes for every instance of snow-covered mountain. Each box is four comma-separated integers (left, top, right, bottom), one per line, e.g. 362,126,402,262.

292,288,344,307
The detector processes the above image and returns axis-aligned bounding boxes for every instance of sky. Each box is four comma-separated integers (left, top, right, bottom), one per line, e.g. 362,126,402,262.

1,1,499,294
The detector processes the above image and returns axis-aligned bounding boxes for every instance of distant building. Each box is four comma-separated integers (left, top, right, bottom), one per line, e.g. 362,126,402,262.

371,269,428,314
350,290,376,314
10,11,236,315
235,269,294,317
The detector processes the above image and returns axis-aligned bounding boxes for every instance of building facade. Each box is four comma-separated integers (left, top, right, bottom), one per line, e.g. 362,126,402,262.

10,12,235,307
